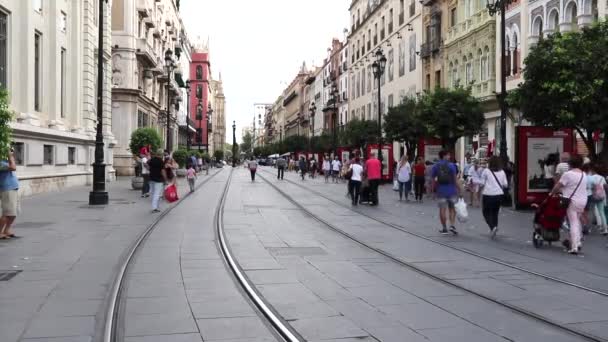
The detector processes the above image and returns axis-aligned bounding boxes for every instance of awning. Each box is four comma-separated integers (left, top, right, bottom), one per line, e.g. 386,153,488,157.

174,71,186,88
268,154,279,158
280,152,292,157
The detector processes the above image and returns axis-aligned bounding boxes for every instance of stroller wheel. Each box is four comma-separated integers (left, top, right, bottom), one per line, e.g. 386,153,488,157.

532,232,542,248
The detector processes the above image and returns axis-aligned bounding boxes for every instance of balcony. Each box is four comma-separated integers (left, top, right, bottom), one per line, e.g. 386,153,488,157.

144,18,155,28
136,0,151,17
388,22,393,34
136,38,157,67
399,12,404,25
152,28,161,38
445,9,493,46
380,29,385,40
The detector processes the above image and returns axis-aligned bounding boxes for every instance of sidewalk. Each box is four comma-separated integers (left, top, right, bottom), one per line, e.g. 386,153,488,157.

0,173,215,342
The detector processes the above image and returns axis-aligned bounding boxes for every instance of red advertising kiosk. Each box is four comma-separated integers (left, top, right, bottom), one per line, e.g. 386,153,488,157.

367,143,395,181
514,127,575,208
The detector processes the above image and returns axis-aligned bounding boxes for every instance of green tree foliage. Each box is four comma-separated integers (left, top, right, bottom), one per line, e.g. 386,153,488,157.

172,149,189,168
339,119,378,150
311,133,332,152
240,132,253,154
509,21,608,158
129,127,163,156
283,135,308,152
384,96,427,159
0,89,13,160
213,149,224,161
420,87,484,148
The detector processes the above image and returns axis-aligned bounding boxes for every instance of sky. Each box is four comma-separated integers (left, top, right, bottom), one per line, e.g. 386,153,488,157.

180,0,351,143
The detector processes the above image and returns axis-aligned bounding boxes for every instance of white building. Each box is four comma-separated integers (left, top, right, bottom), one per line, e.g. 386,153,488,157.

0,0,115,196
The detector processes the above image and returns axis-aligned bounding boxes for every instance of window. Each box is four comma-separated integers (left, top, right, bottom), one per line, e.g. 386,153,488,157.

426,74,431,90
435,70,441,88
480,56,488,81
60,11,67,32
465,62,473,84
367,103,371,120
388,94,394,109
409,0,415,17
196,84,202,99
33,0,42,13
68,147,76,165
43,145,54,165
12,142,24,165
450,8,457,27
196,65,203,80
137,110,149,127
389,9,394,33
34,31,42,111
361,68,366,95
93,0,98,26
0,11,7,89
60,48,66,118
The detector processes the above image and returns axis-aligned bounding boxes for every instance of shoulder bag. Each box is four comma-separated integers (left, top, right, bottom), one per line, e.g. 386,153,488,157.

558,173,584,209
490,170,512,207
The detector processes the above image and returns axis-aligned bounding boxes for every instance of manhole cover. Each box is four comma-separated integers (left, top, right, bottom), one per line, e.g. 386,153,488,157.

13,222,53,229
267,247,327,257
0,270,21,281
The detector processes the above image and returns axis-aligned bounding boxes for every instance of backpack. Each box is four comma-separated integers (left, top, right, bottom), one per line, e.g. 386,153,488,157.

593,179,606,201
437,162,453,185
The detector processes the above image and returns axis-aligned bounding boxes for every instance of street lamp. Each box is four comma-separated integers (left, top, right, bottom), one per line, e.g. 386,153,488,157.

184,80,191,152
164,49,175,152
89,0,108,205
372,48,387,166
196,100,203,151
309,102,316,152
331,83,339,159
486,0,512,163
206,104,213,162
232,121,237,167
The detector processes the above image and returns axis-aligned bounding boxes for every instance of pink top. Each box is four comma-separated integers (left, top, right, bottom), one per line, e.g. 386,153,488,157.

365,158,382,180
559,170,587,207
186,168,196,179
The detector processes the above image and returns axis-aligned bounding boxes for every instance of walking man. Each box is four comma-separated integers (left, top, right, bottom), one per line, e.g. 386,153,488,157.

298,157,307,181
365,153,382,206
148,149,166,213
141,151,150,198
431,150,460,235
248,158,258,182
276,156,286,180
322,156,331,183
331,156,341,183
0,149,19,240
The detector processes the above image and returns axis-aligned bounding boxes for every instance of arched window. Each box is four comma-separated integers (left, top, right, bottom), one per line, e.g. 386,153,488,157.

548,9,560,33
532,16,543,39
512,33,519,74
196,65,203,80
481,46,490,81
564,1,578,30
505,37,512,76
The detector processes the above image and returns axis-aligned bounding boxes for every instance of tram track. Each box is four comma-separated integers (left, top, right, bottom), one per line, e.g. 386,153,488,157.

257,170,607,342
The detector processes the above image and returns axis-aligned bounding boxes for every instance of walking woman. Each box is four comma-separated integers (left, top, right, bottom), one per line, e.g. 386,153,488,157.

549,154,587,254
587,164,607,235
424,161,434,199
467,159,484,207
396,156,412,201
480,156,509,238
322,156,331,183
349,157,364,205
413,156,426,203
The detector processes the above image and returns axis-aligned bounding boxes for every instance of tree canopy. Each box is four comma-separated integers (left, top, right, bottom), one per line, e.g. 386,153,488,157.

509,21,608,158
384,96,427,159
240,131,253,155
339,119,378,149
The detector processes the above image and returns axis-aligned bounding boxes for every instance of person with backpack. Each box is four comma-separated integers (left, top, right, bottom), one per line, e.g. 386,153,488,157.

586,164,607,235
298,157,307,181
480,156,509,238
431,150,460,235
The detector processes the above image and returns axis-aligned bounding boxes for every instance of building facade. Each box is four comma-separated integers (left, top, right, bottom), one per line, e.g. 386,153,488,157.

189,40,211,154
210,74,226,157
1,0,115,196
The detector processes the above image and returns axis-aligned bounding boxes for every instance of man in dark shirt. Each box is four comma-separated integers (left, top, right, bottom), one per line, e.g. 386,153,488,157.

148,149,166,212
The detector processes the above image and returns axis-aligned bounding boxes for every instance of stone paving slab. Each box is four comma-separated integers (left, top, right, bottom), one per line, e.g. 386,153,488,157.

0,173,219,342
260,167,608,340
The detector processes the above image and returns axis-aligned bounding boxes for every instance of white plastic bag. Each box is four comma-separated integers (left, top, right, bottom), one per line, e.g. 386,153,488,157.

393,180,399,191
455,198,469,223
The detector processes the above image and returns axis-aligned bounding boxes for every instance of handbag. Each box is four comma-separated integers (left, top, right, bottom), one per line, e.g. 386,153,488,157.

164,184,179,203
558,173,584,209
490,171,511,207
393,179,399,191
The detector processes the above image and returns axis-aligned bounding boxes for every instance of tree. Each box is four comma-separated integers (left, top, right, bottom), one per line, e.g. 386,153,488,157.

311,133,332,152
509,21,608,160
213,149,224,161
129,127,162,156
339,119,378,152
283,135,308,152
420,87,484,149
384,96,428,160
0,89,13,160
240,132,253,155
172,149,189,168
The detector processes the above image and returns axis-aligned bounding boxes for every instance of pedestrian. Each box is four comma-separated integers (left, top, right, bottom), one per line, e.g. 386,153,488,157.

298,157,307,181
197,155,203,172
480,156,509,238
186,163,197,192
248,158,258,182
349,157,364,205
332,156,341,183
365,152,382,206
431,150,460,235
467,159,484,207
586,164,607,235
463,153,472,184
554,152,570,182
424,161,434,199
165,156,178,187
396,156,412,201
322,156,331,183
148,149,166,213
549,154,586,254
141,151,150,198
310,158,317,179
276,156,287,180
0,148,20,240
413,156,426,203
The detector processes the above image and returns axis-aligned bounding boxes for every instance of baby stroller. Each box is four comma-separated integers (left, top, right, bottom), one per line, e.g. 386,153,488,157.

359,179,372,205
532,195,567,248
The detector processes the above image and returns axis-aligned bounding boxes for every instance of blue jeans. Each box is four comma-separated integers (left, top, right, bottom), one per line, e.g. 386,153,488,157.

150,181,164,210
399,180,412,200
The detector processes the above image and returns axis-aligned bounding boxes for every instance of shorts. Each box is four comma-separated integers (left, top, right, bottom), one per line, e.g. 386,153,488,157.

437,196,458,209
1,190,20,216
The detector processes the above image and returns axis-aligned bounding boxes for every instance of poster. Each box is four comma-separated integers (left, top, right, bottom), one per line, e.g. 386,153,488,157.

398,39,406,77
388,48,394,82
526,137,563,193
341,151,350,163
409,34,417,72
424,145,443,162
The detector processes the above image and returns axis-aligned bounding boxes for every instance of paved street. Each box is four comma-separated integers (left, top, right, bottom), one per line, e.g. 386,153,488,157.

2,166,608,341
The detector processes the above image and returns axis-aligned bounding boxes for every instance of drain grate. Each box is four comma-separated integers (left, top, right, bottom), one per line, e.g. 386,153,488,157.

0,270,21,281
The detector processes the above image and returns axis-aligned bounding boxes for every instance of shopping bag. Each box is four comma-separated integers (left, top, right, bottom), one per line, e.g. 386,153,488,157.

455,198,469,223
392,180,399,191
164,184,179,203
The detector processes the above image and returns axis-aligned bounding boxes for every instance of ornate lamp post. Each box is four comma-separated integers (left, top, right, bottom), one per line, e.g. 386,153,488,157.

232,121,237,167
206,104,213,174
331,83,339,159
196,100,203,151
164,49,175,152
309,102,316,152
89,0,108,205
371,48,387,166
184,80,191,151
486,0,512,163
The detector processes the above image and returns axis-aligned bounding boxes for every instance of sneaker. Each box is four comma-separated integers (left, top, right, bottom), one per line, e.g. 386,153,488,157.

152,209,161,213
602,229,608,236
562,239,571,250
449,226,458,235
568,249,579,255
490,227,498,239
439,228,449,235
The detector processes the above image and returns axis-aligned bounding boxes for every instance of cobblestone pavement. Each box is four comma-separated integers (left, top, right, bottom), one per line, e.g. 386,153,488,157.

0,172,219,342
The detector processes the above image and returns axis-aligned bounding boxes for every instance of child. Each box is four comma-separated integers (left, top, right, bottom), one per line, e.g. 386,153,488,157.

186,163,197,192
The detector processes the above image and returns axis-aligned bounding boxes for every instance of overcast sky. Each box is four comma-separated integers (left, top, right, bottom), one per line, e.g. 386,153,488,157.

181,0,351,143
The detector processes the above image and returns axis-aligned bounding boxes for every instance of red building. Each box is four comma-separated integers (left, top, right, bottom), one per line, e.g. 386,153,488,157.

189,46,211,151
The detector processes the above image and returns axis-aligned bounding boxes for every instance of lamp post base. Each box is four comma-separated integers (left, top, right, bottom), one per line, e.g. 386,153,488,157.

89,190,109,205
89,162,108,205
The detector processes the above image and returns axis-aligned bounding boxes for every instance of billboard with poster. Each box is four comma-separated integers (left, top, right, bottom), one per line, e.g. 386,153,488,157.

515,127,574,208
367,144,394,180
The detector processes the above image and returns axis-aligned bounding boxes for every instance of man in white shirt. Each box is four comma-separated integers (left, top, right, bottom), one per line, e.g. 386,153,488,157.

555,152,570,182
141,153,150,198
331,156,341,183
